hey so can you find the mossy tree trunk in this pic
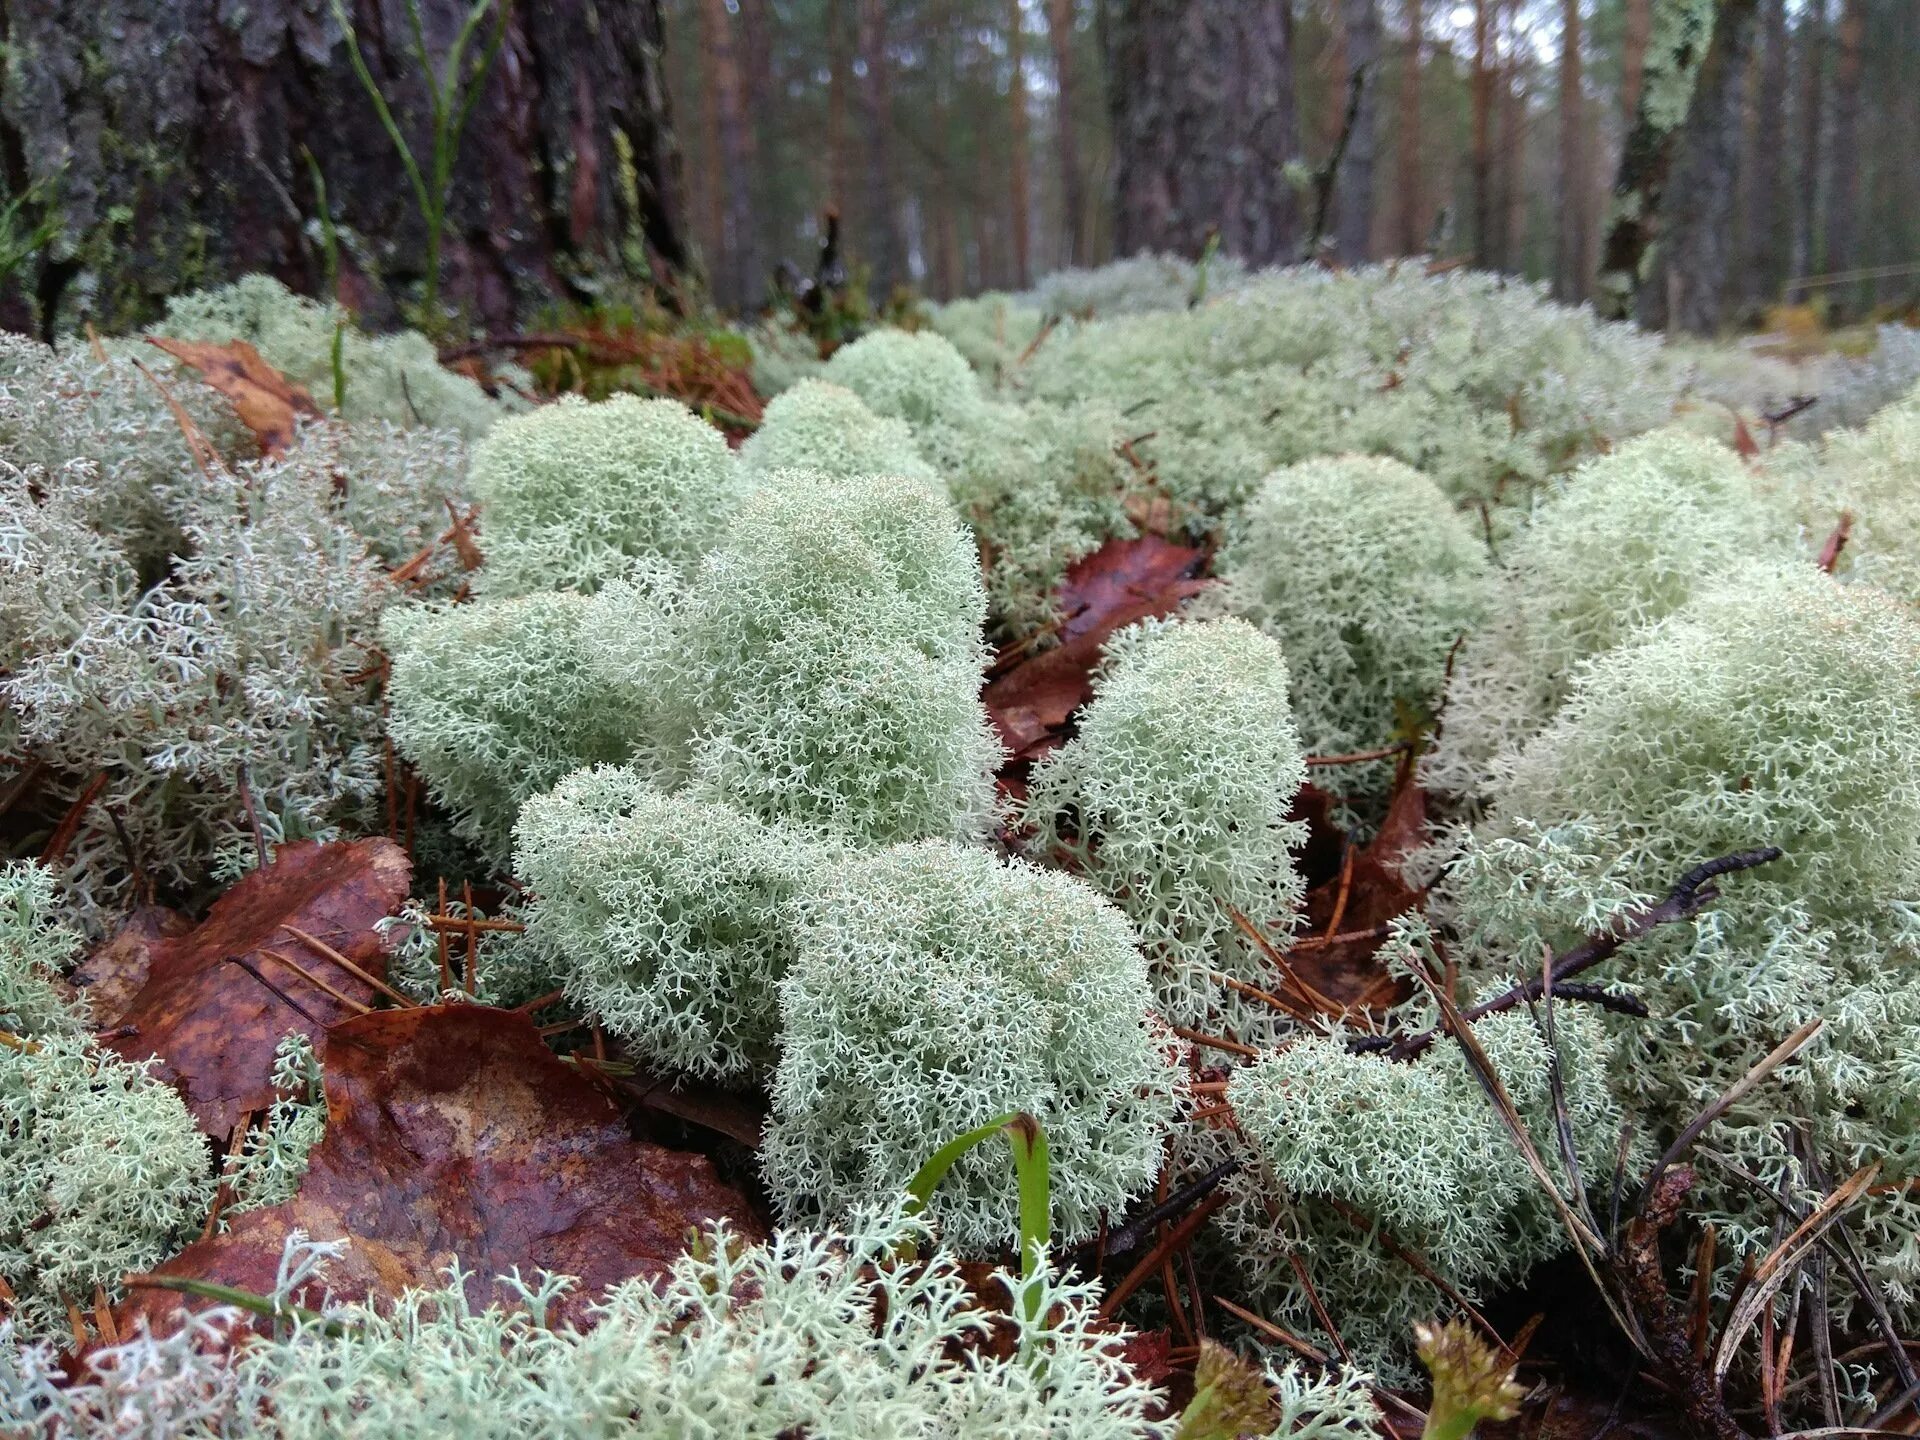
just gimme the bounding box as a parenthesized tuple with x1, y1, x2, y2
(0, 0, 687, 337)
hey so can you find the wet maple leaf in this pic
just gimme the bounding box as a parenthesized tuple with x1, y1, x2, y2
(984, 535, 1209, 756)
(146, 336, 322, 457)
(118, 1004, 766, 1336)
(91, 839, 411, 1137)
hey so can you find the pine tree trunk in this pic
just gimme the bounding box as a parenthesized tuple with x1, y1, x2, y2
(701, 0, 759, 309)
(1109, 0, 1298, 265)
(1395, 0, 1427, 256)
(1622, 0, 1652, 119)
(1788, 0, 1826, 302)
(1009, 0, 1033, 290)
(1637, 0, 1764, 333)
(1555, 0, 1587, 299)
(1335, 0, 1380, 264)
(1823, 0, 1864, 316)
(0, 0, 685, 335)
(1471, 0, 1497, 266)
(827, 0, 851, 218)
(855, 0, 905, 294)
(1047, 0, 1088, 267)
(1746, 0, 1788, 303)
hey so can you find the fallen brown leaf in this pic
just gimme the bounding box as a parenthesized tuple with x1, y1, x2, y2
(118, 1004, 766, 1336)
(1292, 764, 1429, 1010)
(94, 839, 411, 1137)
(70, 906, 192, 1028)
(984, 535, 1209, 755)
(147, 337, 322, 457)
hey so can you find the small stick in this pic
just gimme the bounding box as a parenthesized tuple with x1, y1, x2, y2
(1323, 843, 1356, 943)
(42, 771, 109, 865)
(235, 764, 269, 871)
(1096, 1193, 1229, 1319)
(1816, 511, 1854, 574)
(514, 987, 569, 1015)
(257, 948, 372, 1015)
(281, 925, 416, 1009)
(1170, 1025, 1259, 1060)
(1304, 742, 1411, 768)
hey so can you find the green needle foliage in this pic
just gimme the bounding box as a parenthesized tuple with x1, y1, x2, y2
(329, 0, 511, 335)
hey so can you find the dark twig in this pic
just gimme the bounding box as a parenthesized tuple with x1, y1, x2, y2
(41, 771, 109, 865)
(1614, 1168, 1754, 1440)
(1073, 1160, 1242, 1264)
(1382, 847, 1783, 1061)
(1300, 63, 1370, 261)
(1762, 395, 1819, 430)
(1096, 1193, 1228, 1318)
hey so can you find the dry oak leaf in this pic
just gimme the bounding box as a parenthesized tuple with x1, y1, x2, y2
(119, 1004, 767, 1337)
(146, 336, 322, 457)
(94, 838, 411, 1137)
(984, 534, 1209, 756)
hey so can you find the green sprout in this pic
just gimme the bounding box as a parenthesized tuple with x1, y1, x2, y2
(905, 1111, 1052, 1306)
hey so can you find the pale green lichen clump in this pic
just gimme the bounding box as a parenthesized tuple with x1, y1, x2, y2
(1426, 427, 1796, 800)
(470, 394, 748, 596)
(382, 587, 669, 860)
(1215, 455, 1489, 797)
(1446, 561, 1920, 1310)
(821, 327, 985, 429)
(1025, 618, 1307, 1037)
(1220, 1005, 1624, 1378)
(5, 1214, 1386, 1438)
(516, 766, 826, 1082)
(155, 274, 524, 439)
(0, 865, 212, 1339)
(765, 841, 1182, 1254)
(672, 469, 1001, 846)
(739, 378, 936, 483)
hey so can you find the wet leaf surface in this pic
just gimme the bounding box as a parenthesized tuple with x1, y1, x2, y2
(984, 535, 1209, 756)
(1292, 767, 1430, 1010)
(146, 337, 323, 457)
(93, 839, 411, 1137)
(69, 906, 192, 1028)
(119, 1004, 767, 1336)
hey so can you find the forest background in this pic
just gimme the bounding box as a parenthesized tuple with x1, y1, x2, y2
(665, 0, 1920, 332)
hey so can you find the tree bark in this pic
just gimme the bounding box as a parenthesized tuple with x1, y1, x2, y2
(1047, 0, 1088, 267)
(1009, 0, 1033, 289)
(1745, 0, 1788, 302)
(1496, 0, 1526, 271)
(1334, 0, 1380, 264)
(827, 0, 851, 218)
(1471, 0, 1497, 266)
(0, 0, 685, 335)
(1395, 0, 1426, 256)
(1555, 0, 1587, 299)
(1109, 0, 1298, 265)
(1622, 0, 1652, 120)
(1822, 0, 1864, 315)
(1594, 0, 1719, 319)
(1637, 0, 1764, 333)
(700, 0, 759, 309)
(855, 0, 906, 295)
(1788, 0, 1825, 302)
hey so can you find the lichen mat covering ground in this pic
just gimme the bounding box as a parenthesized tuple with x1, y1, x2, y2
(4, 264, 1920, 1436)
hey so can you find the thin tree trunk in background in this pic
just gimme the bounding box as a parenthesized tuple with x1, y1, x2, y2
(1555, 0, 1586, 299)
(1595, 0, 1718, 318)
(697, 0, 727, 283)
(1622, 0, 1651, 120)
(737, 0, 777, 286)
(1497, 0, 1526, 271)
(701, 0, 759, 309)
(1009, 0, 1033, 289)
(1731, 4, 1763, 307)
(1335, 0, 1380, 264)
(1048, 0, 1088, 266)
(1823, 0, 1864, 316)
(1395, 0, 1426, 256)
(1110, 0, 1298, 264)
(828, 0, 851, 218)
(1471, 0, 1496, 266)
(856, 0, 906, 294)
(975, 142, 1002, 289)
(1788, 0, 1825, 302)
(1639, 0, 1764, 333)
(1746, 0, 1788, 304)
(928, 0, 961, 301)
